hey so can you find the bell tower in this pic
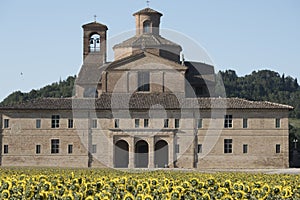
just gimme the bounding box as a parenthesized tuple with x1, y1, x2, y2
(82, 19, 108, 64)
(133, 8, 163, 36)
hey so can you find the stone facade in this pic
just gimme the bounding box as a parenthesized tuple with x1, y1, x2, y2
(0, 7, 293, 169)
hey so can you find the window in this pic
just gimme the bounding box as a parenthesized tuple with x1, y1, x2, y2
(135, 119, 140, 128)
(197, 119, 203, 129)
(143, 20, 151, 33)
(51, 139, 59, 154)
(138, 71, 150, 92)
(36, 119, 41, 129)
(276, 144, 281, 153)
(243, 118, 248, 128)
(224, 139, 233, 154)
(243, 144, 248, 154)
(224, 115, 233, 128)
(114, 119, 119, 128)
(36, 145, 41, 154)
(276, 118, 281, 128)
(197, 144, 202, 153)
(4, 119, 9, 128)
(163, 119, 169, 128)
(3, 145, 8, 154)
(92, 119, 97, 128)
(68, 119, 74, 129)
(175, 144, 180, 153)
(175, 119, 180, 128)
(68, 144, 73, 154)
(92, 144, 97, 154)
(144, 119, 149, 128)
(51, 115, 60, 128)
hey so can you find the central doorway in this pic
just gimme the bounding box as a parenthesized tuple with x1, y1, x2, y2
(135, 140, 149, 168)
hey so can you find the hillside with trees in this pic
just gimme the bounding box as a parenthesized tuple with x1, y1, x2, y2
(0, 76, 76, 106)
(216, 69, 300, 119)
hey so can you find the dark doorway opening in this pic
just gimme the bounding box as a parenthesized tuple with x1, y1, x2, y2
(135, 140, 149, 168)
(115, 140, 129, 168)
(154, 140, 169, 168)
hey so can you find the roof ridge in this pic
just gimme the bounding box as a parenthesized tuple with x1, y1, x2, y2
(263, 100, 294, 109)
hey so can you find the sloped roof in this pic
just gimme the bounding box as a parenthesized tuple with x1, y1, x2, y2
(0, 94, 293, 111)
(133, 8, 163, 16)
(76, 53, 110, 85)
(106, 51, 187, 71)
(82, 22, 108, 30)
(113, 34, 182, 51)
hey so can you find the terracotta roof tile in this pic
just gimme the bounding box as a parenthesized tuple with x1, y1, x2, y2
(0, 94, 293, 111)
(133, 8, 163, 16)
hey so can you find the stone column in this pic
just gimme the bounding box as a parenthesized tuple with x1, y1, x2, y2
(148, 136, 155, 168)
(128, 137, 135, 168)
(107, 134, 114, 168)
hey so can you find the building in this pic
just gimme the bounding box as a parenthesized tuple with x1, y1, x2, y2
(0, 8, 293, 169)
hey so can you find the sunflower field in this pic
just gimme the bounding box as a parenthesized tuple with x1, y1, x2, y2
(0, 168, 300, 200)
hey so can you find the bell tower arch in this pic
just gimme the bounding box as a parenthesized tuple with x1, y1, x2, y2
(82, 20, 108, 64)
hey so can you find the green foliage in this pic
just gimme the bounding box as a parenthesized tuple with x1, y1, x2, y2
(0, 76, 76, 106)
(217, 69, 300, 119)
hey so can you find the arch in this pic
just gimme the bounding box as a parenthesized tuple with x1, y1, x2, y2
(143, 20, 151, 33)
(114, 140, 129, 168)
(135, 140, 149, 168)
(154, 140, 169, 168)
(89, 33, 100, 52)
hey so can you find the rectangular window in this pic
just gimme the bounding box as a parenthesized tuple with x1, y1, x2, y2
(135, 119, 140, 128)
(243, 144, 248, 154)
(138, 71, 150, 92)
(68, 144, 73, 154)
(92, 144, 97, 154)
(276, 118, 281, 128)
(114, 119, 119, 128)
(224, 115, 233, 128)
(36, 119, 41, 129)
(197, 119, 203, 128)
(68, 119, 74, 128)
(175, 144, 180, 153)
(36, 145, 41, 154)
(164, 119, 169, 128)
(51, 115, 60, 128)
(4, 145, 8, 154)
(144, 119, 149, 128)
(92, 119, 97, 128)
(243, 118, 248, 128)
(175, 119, 180, 128)
(224, 139, 233, 153)
(51, 139, 59, 154)
(276, 144, 281, 153)
(4, 119, 9, 128)
(197, 144, 202, 153)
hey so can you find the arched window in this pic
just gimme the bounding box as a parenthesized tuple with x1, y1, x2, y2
(89, 34, 100, 52)
(143, 21, 151, 33)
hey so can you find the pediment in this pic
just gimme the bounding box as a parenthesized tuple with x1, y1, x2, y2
(106, 52, 187, 72)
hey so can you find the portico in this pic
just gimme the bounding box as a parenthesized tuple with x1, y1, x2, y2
(112, 130, 175, 168)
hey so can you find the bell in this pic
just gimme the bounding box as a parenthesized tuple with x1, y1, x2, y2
(96, 38, 100, 43)
(90, 39, 94, 44)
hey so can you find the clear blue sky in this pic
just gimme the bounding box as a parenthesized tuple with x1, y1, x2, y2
(0, 0, 299, 101)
